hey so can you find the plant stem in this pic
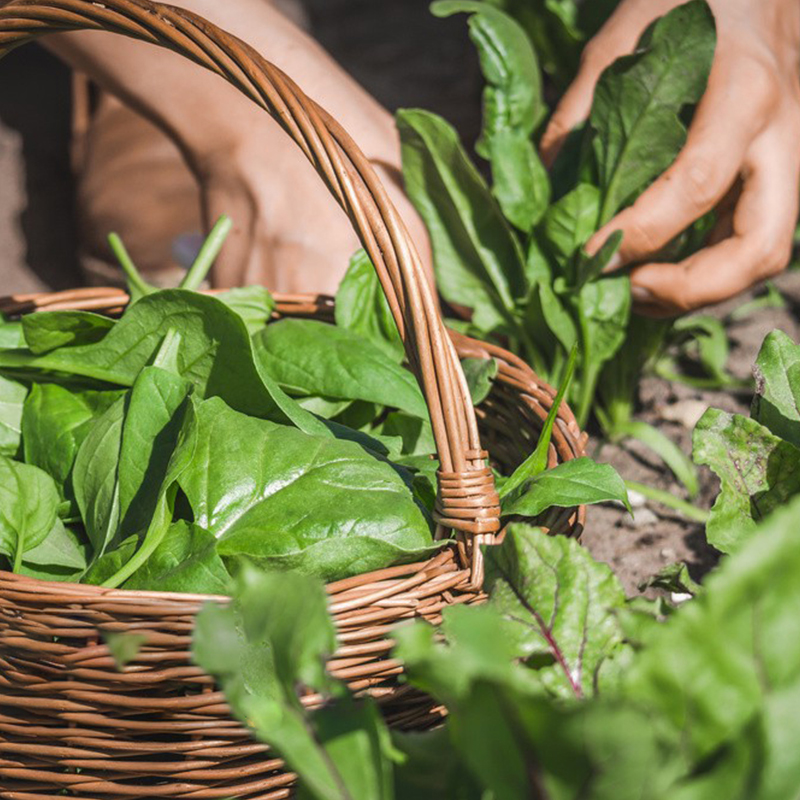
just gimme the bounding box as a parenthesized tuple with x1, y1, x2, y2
(625, 479, 709, 524)
(109, 233, 153, 298)
(520, 327, 547, 378)
(12, 542, 23, 573)
(576, 363, 598, 429)
(180, 215, 233, 291)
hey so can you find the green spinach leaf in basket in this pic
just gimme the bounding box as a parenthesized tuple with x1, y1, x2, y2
(0, 373, 26, 457)
(0, 455, 63, 572)
(22, 310, 115, 354)
(72, 366, 193, 558)
(215, 285, 276, 335)
(0, 317, 24, 348)
(0, 290, 325, 435)
(335, 249, 405, 362)
(254, 318, 429, 419)
(17, 519, 89, 581)
(22, 384, 123, 509)
(122, 521, 230, 595)
(177, 397, 437, 582)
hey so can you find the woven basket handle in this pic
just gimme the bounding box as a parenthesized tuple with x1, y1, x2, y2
(0, 0, 500, 585)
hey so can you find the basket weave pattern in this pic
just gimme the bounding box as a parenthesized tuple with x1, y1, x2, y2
(0, 1, 587, 796)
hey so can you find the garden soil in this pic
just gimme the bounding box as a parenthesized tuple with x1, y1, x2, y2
(1, 0, 797, 595)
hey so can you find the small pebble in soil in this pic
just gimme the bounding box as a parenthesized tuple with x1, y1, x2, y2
(625, 507, 659, 527)
(658, 398, 710, 429)
(627, 489, 647, 508)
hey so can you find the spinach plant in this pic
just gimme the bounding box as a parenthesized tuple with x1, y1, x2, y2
(194, 498, 800, 799)
(0, 221, 627, 592)
(694, 329, 800, 554)
(398, 0, 723, 496)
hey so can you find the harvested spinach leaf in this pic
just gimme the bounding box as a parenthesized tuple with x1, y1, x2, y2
(215, 285, 276, 334)
(177, 397, 435, 581)
(254, 318, 428, 419)
(123, 521, 230, 595)
(22, 311, 115, 354)
(0, 455, 62, 571)
(379, 412, 436, 457)
(335, 249, 404, 361)
(0, 291, 324, 434)
(0, 374, 26, 457)
(22, 384, 122, 508)
(460, 357, 498, 406)
(501, 456, 630, 518)
(72, 366, 193, 557)
(20, 519, 88, 575)
(0, 317, 24, 348)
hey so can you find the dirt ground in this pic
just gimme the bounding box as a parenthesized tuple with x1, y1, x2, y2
(1, 0, 797, 595)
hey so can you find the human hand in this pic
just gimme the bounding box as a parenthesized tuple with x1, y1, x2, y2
(48, 0, 430, 295)
(540, 0, 800, 316)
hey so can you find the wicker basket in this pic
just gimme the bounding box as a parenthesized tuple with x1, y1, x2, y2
(0, 2, 588, 797)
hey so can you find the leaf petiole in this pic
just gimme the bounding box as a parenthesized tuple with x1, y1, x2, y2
(109, 232, 156, 300)
(624, 479, 709, 524)
(179, 215, 233, 291)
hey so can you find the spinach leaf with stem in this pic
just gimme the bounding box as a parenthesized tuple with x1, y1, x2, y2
(72, 365, 193, 561)
(109, 231, 155, 303)
(573, 275, 631, 428)
(0, 290, 326, 434)
(193, 565, 397, 800)
(110, 214, 233, 302)
(500, 456, 630, 518)
(397, 108, 527, 335)
(121, 521, 230, 594)
(0, 455, 62, 572)
(177, 397, 436, 582)
(498, 343, 576, 499)
(0, 374, 26, 457)
(335, 249, 404, 362)
(589, 0, 716, 224)
(433, 1, 550, 231)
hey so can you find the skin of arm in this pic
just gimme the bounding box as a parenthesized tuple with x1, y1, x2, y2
(44, 0, 431, 294)
(541, 0, 800, 316)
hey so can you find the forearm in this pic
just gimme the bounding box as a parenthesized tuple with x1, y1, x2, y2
(42, 0, 399, 174)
